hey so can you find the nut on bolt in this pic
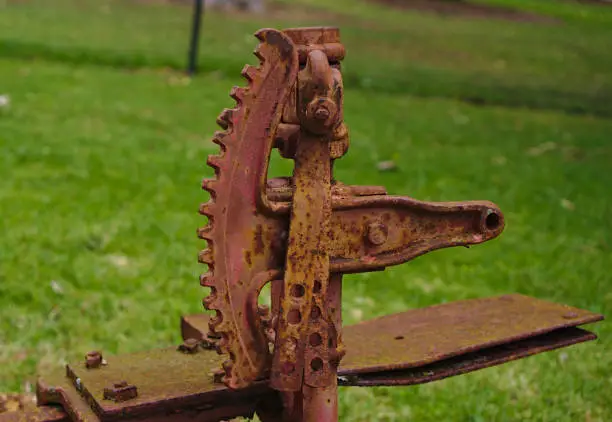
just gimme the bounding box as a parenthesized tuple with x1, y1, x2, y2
(103, 381, 138, 403)
(85, 351, 104, 369)
(178, 338, 201, 354)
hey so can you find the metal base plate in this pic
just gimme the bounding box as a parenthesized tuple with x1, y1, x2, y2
(34, 294, 601, 421)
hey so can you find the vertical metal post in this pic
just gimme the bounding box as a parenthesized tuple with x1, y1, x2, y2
(187, 0, 204, 75)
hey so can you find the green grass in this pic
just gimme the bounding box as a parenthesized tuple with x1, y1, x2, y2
(0, 0, 610, 420)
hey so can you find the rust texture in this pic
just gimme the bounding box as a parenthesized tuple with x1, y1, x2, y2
(20, 25, 602, 422)
(198, 25, 506, 399)
(32, 295, 601, 421)
(36, 350, 276, 422)
(102, 382, 137, 403)
(85, 352, 103, 369)
(181, 294, 602, 386)
(196, 26, 509, 420)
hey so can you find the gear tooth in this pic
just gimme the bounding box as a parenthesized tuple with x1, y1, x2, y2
(212, 131, 229, 149)
(216, 336, 230, 355)
(197, 225, 214, 241)
(230, 86, 246, 104)
(200, 272, 215, 287)
(198, 248, 214, 265)
(254, 28, 270, 42)
(208, 310, 223, 330)
(203, 293, 218, 310)
(241, 64, 258, 82)
(216, 108, 233, 130)
(216, 319, 232, 332)
(253, 44, 265, 62)
(199, 201, 215, 218)
(206, 154, 223, 171)
(201, 178, 218, 194)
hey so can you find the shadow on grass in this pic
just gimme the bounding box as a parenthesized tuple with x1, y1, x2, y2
(3, 38, 611, 118)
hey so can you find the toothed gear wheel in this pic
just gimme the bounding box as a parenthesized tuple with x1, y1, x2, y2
(198, 29, 299, 389)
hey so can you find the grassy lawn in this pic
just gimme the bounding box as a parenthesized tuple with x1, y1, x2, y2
(0, 0, 610, 420)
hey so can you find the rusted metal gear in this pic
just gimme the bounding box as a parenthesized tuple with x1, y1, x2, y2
(198, 28, 300, 389)
(199, 27, 506, 393)
(3, 25, 601, 422)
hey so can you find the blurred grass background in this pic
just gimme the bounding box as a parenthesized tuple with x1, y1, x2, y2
(0, 0, 610, 420)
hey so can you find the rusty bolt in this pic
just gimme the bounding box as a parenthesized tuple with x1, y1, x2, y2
(85, 351, 103, 369)
(178, 338, 200, 354)
(304, 97, 338, 134)
(209, 369, 224, 384)
(366, 222, 388, 246)
(314, 107, 330, 121)
(103, 381, 137, 403)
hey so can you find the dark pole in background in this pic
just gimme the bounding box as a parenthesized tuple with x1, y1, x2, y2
(187, 0, 204, 75)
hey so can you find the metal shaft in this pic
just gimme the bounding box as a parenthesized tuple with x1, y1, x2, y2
(187, 0, 203, 75)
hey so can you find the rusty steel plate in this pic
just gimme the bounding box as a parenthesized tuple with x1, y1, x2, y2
(339, 294, 602, 375)
(41, 348, 274, 422)
(338, 326, 595, 386)
(183, 293, 602, 383)
(36, 294, 600, 421)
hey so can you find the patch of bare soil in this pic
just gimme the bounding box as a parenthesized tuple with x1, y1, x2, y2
(366, 0, 558, 23)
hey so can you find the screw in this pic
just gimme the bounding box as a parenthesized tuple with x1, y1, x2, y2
(75, 378, 82, 392)
(366, 222, 388, 246)
(563, 312, 579, 319)
(85, 351, 103, 369)
(178, 338, 200, 354)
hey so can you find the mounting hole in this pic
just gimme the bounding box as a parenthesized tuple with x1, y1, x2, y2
(282, 361, 295, 375)
(310, 358, 323, 372)
(394, 335, 404, 340)
(313, 280, 322, 294)
(485, 212, 501, 230)
(310, 306, 321, 320)
(287, 309, 302, 324)
(309, 333, 323, 347)
(290, 284, 306, 298)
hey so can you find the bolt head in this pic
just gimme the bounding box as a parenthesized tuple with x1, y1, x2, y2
(314, 107, 330, 120)
(366, 222, 388, 246)
(178, 338, 200, 354)
(85, 351, 103, 369)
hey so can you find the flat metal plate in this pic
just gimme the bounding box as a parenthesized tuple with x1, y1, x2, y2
(62, 348, 271, 421)
(183, 294, 602, 379)
(339, 326, 596, 386)
(38, 294, 601, 420)
(340, 294, 602, 375)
